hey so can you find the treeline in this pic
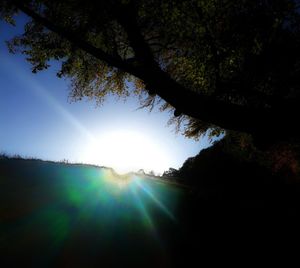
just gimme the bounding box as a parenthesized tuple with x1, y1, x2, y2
(162, 133, 300, 206)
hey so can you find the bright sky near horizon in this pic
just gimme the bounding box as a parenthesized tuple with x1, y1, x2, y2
(0, 16, 213, 174)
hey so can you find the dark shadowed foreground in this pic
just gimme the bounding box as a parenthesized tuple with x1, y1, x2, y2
(1, 158, 299, 267)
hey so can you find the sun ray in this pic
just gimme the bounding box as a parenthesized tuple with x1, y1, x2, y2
(134, 177, 176, 222)
(2, 54, 170, 174)
(2, 54, 97, 145)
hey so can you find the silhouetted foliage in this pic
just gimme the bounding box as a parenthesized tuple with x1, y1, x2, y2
(137, 168, 145, 175)
(175, 132, 300, 205)
(162, 168, 179, 178)
(268, 143, 300, 181)
(0, 153, 9, 160)
(1, 0, 300, 145)
(148, 170, 155, 176)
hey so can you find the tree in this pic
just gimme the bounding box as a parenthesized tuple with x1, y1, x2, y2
(148, 170, 155, 176)
(1, 0, 300, 145)
(137, 169, 145, 175)
(162, 168, 179, 178)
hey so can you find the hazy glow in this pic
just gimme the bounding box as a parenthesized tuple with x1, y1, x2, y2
(2, 55, 170, 174)
(103, 169, 133, 189)
(82, 130, 170, 174)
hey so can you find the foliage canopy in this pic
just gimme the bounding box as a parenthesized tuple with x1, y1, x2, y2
(1, 0, 300, 143)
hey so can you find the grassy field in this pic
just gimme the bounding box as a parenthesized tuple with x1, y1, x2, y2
(1, 157, 299, 267)
(0, 158, 189, 267)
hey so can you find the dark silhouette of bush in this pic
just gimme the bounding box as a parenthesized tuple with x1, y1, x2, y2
(162, 168, 179, 178)
(175, 133, 300, 207)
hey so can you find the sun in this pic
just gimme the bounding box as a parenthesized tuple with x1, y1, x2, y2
(82, 130, 169, 174)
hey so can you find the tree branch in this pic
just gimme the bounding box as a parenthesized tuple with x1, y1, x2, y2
(116, 3, 299, 141)
(13, 0, 139, 76)
(12, 0, 299, 142)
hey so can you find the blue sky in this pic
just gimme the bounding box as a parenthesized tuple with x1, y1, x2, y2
(0, 15, 213, 174)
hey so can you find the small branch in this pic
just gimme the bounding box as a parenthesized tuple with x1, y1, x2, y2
(13, 0, 138, 76)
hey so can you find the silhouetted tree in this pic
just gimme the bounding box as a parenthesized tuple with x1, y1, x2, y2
(1, 0, 300, 145)
(137, 169, 145, 175)
(163, 168, 179, 178)
(176, 132, 300, 205)
(148, 170, 155, 176)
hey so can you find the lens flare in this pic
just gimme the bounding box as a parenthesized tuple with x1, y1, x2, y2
(103, 168, 133, 189)
(1, 160, 182, 265)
